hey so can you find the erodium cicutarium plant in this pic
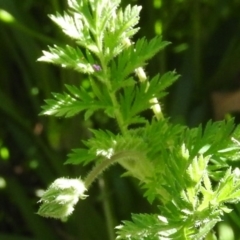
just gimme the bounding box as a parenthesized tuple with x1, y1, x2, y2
(37, 0, 240, 239)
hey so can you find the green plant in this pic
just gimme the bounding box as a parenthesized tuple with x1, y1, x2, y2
(37, 0, 240, 239)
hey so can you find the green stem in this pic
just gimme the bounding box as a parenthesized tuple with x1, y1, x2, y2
(99, 55, 128, 135)
(0, 14, 57, 44)
(98, 177, 115, 240)
(108, 88, 128, 134)
(93, 23, 128, 134)
(84, 151, 142, 189)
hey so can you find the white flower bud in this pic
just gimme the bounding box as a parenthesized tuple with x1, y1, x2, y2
(37, 177, 87, 220)
(135, 67, 147, 82)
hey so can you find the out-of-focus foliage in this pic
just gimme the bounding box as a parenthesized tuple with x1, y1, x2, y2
(0, 0, 240, 239)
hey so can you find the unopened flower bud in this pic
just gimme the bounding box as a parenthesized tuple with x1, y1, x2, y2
(37, 177, 87, 220)
(92, 64, 102, 72)
(135, 67, 147, 82)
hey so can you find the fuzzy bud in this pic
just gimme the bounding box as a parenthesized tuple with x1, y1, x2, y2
(37, 177, 87, 220)
(135, 67, 147, 82)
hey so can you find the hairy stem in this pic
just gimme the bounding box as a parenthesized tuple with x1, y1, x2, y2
(108, 87, 128, 134)
(99, 56, 128, 135)
(84, 151, 142, 189)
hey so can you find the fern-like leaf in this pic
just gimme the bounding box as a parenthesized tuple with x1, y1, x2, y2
(41, 84, 112, 118)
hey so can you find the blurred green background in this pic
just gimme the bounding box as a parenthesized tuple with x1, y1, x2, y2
(1, 0, 240, 239)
